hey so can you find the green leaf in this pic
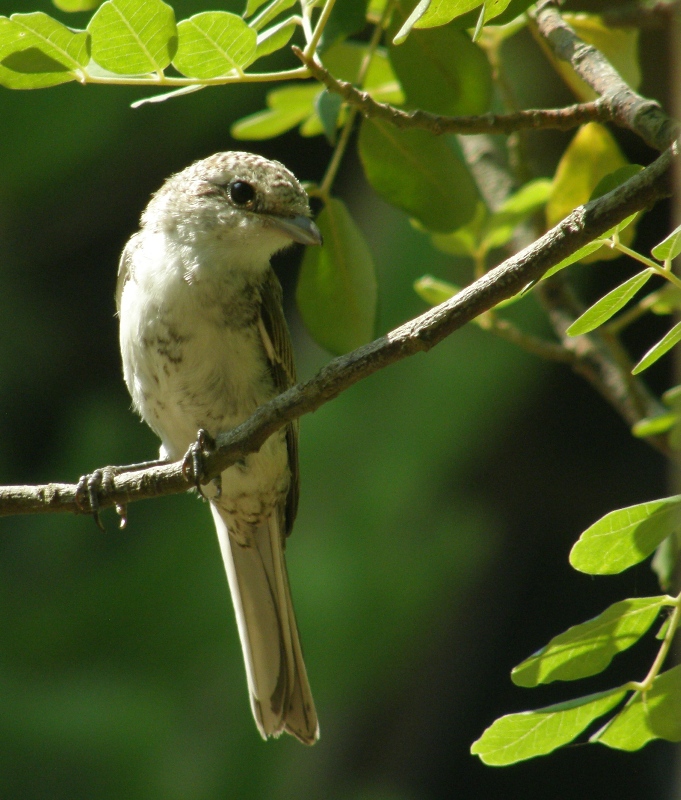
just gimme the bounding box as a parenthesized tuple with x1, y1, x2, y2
(570, 496, 681, 575)
(588, 164, 643, 239)
(245, 0, 270, 18)
(512, 597, 668, 687)
(429, 202, 487, 257)
(0, 12, 89, 89)
(173, 12, 256, 78)
(651, 284, 681, 315)
(248, 0, 297, 32)
(481, 178, 552, 251)
(320, 0, 368, 51)
(296, 198, 377, 355)
(632, 319, 681, 374)
(315, 90, 343, 145)
(471, 688, 627, 766)
(393, 0, 479, 43)
(88, 0, 176, 75)
(52, 0, 102, 11)
(546, 124, 633, 264)
(596, 665, 681, 750)
(389, 24, 492, 116)
(652, 223, 681, 262)
(652, 535, 681, 592)
(540, 241, 605, 280)
(358, 118, 479, 233)
(231, 83, 320, 139)
(414, 275, 459, 306)
(566, 270, 652, 337)
(632, 413, 678, 438)
(252, 18, 296, 62)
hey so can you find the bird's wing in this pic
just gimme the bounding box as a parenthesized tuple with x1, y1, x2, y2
(115, 233, 140, 313)
(258, 268, 299, 536)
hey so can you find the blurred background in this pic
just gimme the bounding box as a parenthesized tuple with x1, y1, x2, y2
(0, 0, 677, 797)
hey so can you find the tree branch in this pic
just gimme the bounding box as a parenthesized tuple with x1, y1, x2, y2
(602, 0, 680, 29)
(532, 0, 679, 151)
(0, 140, 676, 519)
(293, 46, 614, 136)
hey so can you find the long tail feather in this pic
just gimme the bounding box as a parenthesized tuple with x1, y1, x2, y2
(210, 505, 319, 744)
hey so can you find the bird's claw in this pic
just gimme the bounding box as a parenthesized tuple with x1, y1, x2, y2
(75, 467, 117, 531)
(182, 429, 221, 500)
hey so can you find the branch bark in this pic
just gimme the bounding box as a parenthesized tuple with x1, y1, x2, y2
(532, 0, 679, 151)
(0, 140, 676, 519)
(294, 47, 614, 136)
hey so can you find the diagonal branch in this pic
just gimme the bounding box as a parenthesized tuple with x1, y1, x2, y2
(293, 46, 615, 136)
(0, 139, 676, 520)
(532, 0, 679, 151)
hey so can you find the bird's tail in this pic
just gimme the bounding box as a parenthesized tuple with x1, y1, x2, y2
(210, 505, 318, 745)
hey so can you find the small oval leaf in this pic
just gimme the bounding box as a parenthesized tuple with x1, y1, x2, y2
(88, 0, 176, 75)
(173, 12, 256, 78)
(570, 496, 681, 574)
(471, 688, 627, 766)
(512, 597, 669, 687)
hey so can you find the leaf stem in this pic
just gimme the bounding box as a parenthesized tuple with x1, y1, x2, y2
(630, 592, 681, 692)
(304, 0, 338, 57)
(615, 242, 681, 290)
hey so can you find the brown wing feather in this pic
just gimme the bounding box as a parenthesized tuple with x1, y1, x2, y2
(259, 268, 299, 537)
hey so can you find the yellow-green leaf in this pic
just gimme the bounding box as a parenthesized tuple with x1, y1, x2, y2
(173, 12, 256, 78)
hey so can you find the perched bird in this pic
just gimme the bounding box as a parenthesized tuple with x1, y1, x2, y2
(116, 152, 322, 744)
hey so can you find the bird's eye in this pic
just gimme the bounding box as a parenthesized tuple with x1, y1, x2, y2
(229, 180, 255, 206)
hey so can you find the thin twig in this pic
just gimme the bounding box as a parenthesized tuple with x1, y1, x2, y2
(294, 47, 615, 136)
(0, 140, 675, 519)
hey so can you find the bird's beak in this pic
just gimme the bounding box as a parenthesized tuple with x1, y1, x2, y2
(268, 214, 323, 246)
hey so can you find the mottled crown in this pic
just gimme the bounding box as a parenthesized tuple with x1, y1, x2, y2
(141, 151, 312, 231)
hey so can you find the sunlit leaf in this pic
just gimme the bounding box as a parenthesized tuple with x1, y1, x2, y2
(512, 597, 668, 687)
(632, 413, 677, 438)
(231, 83, 320, 139)
(595, 666, 681, 750)
(540, 241, 605, 280)
(570, 496, 681, 574)
(389, 23, 492, 116)
(245, 0, 270, 17)
(248, 0, 296, 32)
(52, 0, 102, 10)
(88, 0, 176, 75)
(632, 320, 681, 374)
(359, 118, 479, 233)
(252, 18, 296, 61)
(296, 198, 377, 355)
(481, 178, 552, 251)
(173, 12, 256, 78)
(414, 275, 459, 305)
(566, 270, 651, 337)
(471, 688, 626, 766)
(393, 0, 478, 43)
(652, 223, 681, 262)
(0, 12, 89, 88)
(546, 124, 633, 263)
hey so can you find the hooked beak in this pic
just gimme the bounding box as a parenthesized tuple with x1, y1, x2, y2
(267, 214, 323, 246)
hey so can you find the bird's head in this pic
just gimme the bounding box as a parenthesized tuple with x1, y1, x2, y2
(142, 151, 322, 262)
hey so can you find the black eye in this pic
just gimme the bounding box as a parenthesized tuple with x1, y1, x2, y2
(229, 180, 255, 205)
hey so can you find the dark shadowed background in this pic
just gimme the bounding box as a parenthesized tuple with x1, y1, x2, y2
(0, 0, 676, 797)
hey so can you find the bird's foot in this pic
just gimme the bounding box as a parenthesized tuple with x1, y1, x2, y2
(75, 467, 119, 531)
(182, 429, 221, 500)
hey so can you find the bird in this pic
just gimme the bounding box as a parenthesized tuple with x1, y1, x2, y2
(116, 151, 322, 744)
